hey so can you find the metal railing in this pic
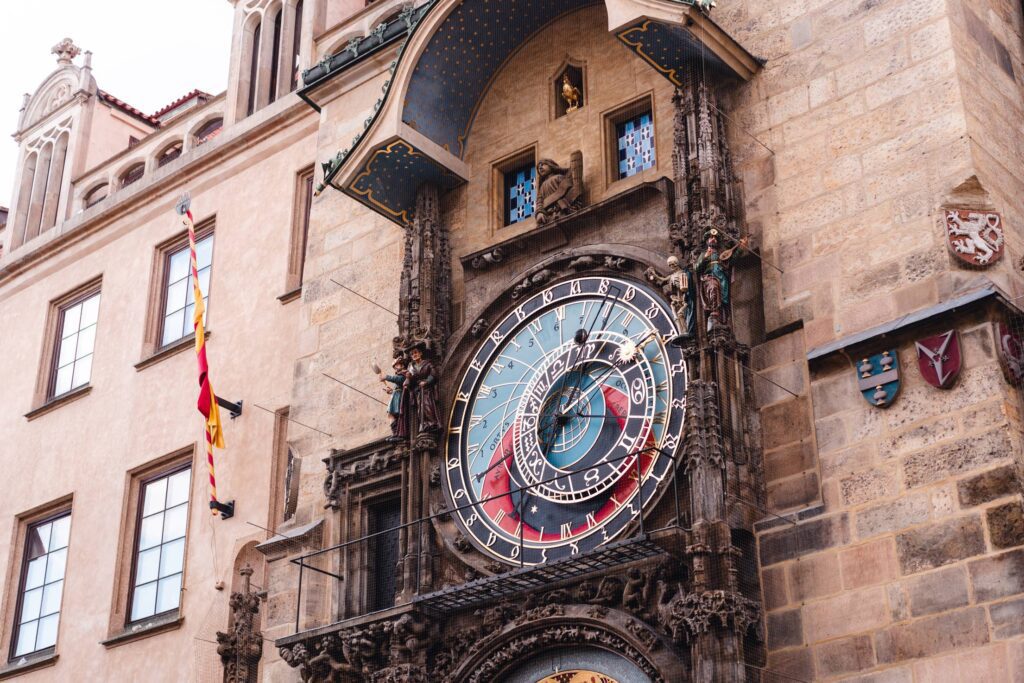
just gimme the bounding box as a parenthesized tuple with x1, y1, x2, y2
(289, 444, 689, 634)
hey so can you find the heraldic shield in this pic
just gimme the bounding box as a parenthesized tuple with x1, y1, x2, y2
(915, 330, 961, 389)
(857, 350, 900, 407)
(996, 322, 1024, 386)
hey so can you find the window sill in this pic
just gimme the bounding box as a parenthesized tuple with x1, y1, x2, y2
(101, 612, 183, 649)
(0, 652, 58, 680)
(24, 385, 92, 421)
(134, 331, 210, 372)
(277, 286, 302, 304)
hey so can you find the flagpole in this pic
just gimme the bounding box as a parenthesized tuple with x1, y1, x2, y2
(178, 193, 225, 516)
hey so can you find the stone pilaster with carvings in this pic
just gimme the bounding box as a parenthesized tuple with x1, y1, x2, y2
(216, 566, 267, 683)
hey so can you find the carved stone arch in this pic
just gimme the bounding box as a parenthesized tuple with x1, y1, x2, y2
(446, 605, 685, 683)
(21, 67, 90, 132)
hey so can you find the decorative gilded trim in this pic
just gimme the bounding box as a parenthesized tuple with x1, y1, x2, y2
(617, 21, 686, 87)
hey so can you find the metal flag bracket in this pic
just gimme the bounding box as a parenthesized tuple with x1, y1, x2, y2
(216, 396, 244, 419)
(210, 499, 236, 520)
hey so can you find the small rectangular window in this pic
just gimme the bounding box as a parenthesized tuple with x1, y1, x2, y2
(50, 291, 100, 398)
(129, 467, 191, 622)
(160, 234, 213, 347)
(616, 110, 655, 179)
(367, 499, 401, 612)
(11, 513, 71, 658)
(503, 163, 537, 226)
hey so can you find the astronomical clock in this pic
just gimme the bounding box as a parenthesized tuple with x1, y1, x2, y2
(444, 275, 687, 564)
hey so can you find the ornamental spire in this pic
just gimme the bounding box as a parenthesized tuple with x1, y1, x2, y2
(51, 38, 81, 65)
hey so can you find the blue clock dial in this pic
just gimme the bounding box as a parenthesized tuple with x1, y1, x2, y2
(445, 275, 687, 565)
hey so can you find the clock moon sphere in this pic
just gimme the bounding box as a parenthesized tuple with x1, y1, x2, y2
(445, 275, 687, 565)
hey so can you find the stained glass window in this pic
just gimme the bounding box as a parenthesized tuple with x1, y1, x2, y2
(13, 514, 71, 657)
(504, 163, 537, 226)
(616, 111, 655, 179)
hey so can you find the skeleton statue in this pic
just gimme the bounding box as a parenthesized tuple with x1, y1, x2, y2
(646, 256, 696, 342)
(534, 154, 584, 225)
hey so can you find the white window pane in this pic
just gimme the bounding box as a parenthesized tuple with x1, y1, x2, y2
(185, 276, 196, 305)
(135, 547, 160, 585)
(25, 557, 47, 590)
(159, 538, 185, 578)
(155, 574, 182, 614)
(143, 478, 168, 516)
(71, 355, 92, 389)
(44, 548, 67, 583)
(139, 513, 164, 551)
(53, 365, 73, 396)
(40, 581, 63, 617)
(165, 278, 188, 314)
(35, 613, 59, 650)
(196, 236, 214, 269)
(21, 587, 43, 622)
(131, 582, 157, 621)
(76, 325, 96, 359)
(166, 470, 191, 507)
(163, 504, 188, 542)
(57, 334, 77, 367)
(162, 310, 185, 346)
(168, 249, 190, 283)
(80, 294, 100, 327)
(49, 516, 70, 550)
(15, 621, 37, 656)
(61, 305, 81, 337)
(197, 267, 211, 298)
(184, 303, 198, 332)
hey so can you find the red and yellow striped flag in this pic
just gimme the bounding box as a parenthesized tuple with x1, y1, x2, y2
(182, 205, 225, 512)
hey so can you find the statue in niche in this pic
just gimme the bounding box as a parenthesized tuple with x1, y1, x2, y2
(694, 228, 747, 330)
(534, 153, 583, 225)
(646, 255, 696, 343)
(408, 342, 440, 433)
(377, 357, 411, 442)
(560, 72, 581, 112)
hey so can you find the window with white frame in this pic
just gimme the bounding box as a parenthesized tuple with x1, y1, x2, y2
(50, 291, 100, 398)
(160, 234, 212, 347)
(129, 466, 191, 621)
(12, 513, 71, 658)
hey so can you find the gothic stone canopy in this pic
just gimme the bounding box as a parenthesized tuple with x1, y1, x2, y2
(306, 0, 759, 227)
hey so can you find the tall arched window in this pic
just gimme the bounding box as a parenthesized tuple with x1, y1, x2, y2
(268, 8, 283, 104)
(291, 0, 304, 90)
(40, 133, 69, 231)
(246, 20, 262, 116)
(12, 152, 38, 249)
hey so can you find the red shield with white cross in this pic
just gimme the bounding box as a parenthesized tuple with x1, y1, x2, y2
(915, 330, 961, 389)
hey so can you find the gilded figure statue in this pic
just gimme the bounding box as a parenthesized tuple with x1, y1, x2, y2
(560, 72, 581, 112)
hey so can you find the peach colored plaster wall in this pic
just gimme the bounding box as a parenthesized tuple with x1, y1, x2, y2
(0, 104, 316, 681)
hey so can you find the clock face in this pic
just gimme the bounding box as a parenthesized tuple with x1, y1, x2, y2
(445, 275, 687, 565)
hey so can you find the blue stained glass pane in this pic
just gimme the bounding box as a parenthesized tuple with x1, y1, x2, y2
(503, 164, 537, 226)
(617, 111, 656, 179)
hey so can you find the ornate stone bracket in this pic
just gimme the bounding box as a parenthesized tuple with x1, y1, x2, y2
(278, 610, 433, 683)
(216, 566, 267, 683)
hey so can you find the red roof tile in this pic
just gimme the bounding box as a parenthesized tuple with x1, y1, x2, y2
(98, 90, 161, 127)
(151, 89, 213, 120)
